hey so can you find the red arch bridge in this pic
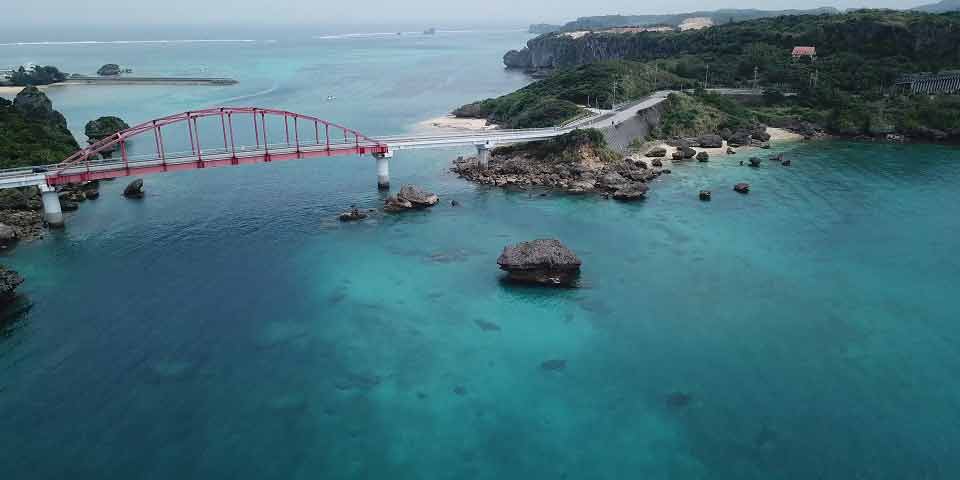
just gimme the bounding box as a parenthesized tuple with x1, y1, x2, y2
(0, 105, 611, 226)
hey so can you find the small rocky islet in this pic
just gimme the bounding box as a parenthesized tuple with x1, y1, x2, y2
(453, 132, 665, 202)
(497, 238, 582, 287)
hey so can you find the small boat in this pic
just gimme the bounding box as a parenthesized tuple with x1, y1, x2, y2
(326, 95, 336, 101)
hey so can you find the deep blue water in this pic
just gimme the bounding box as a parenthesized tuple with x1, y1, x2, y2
(3, 29, 960, 479)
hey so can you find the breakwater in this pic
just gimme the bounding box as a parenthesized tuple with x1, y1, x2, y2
(62, 76, 238, 86)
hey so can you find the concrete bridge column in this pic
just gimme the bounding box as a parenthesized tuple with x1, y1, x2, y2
(476, 142, 494, 169)
(39, 184, 64, 228)
(374, 151, 392, 190)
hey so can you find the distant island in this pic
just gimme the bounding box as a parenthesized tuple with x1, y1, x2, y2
(526, 7, 840, 34)
(0, 63, 237, 87)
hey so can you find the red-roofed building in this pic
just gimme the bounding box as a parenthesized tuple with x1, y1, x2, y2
(792, 46, 817, 61)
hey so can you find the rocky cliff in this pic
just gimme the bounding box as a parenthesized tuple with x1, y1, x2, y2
(505, 10, 960, 72)
(0, 87, 79, 168)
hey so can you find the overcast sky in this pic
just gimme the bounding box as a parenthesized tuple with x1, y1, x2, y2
(6, 0, 917, 26)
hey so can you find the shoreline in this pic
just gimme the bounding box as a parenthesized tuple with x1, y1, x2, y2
(642, 127, 804, 160)
(0, 77, 237, 96)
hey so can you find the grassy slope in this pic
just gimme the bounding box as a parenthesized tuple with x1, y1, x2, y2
(454, 60, 690, 128)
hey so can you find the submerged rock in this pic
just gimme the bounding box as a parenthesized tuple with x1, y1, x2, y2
(781, 159, 792, 166)
(748, 158, 762, 168)
(338, 207, 367, 222)
(734, 183, 750, 194)
(474, 319, 501, 332)
(497, 239, 581, 286)
(696, 151, 709, 162)
(727, 147, 737, 155)
(540, 359, 567, 371)
(699, 190, 712, 201)
(123, 179, 144, 198)
(666, 391, 692, 408)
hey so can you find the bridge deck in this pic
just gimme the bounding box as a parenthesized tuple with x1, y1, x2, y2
(0, 88, 729, 189)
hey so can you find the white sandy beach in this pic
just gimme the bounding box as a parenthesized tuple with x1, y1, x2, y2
(416, 115, 498, 133)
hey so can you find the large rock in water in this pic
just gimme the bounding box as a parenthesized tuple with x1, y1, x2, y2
(0, 266, 24, 303)
(397, 185, 439, 208)
(97, 64, 122, 76)
(496, 239, 582, 286)
(123, 179, 144, 198)
(85, 116, 130, 142)
(612, 183, 649, 201)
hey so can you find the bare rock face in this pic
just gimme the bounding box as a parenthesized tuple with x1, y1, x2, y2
(645, 147, 667, 158)
(680, 146, 697, 159)
(698, 134, 723, 148)
(496, 239, 581, 287)
(123, 179, 144, 198)
(696, 151, 710, 162)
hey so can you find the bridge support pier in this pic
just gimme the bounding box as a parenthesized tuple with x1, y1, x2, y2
(39, 184, 64, 228)
(374, 151, 393, 190)
(476, 142, 494, 169)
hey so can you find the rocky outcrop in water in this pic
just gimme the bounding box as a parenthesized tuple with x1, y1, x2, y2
(384, 185, 439, 212)
(85, 116, 130, 142)
(0, 266, 24, 303)
(97, 64, 122, 76)
(734, 183, 750, 193)
(123, 179, 144, 198)
(338, 207, 368, 222)
(452, 147, 666, 199)
(497, 239, 582, 286)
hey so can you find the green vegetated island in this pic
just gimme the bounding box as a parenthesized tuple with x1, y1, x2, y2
(456, 9, 960, 141)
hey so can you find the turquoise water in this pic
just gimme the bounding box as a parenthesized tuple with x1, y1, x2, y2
(3, 29, 960, 479)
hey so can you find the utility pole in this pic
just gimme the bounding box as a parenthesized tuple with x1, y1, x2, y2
(611, 77, 617, 110)
(753, 66, 760, 92)
(704, 65, 710, 90)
